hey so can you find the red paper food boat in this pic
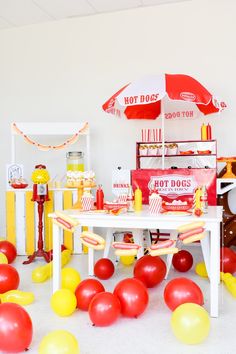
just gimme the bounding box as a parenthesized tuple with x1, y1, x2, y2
(162, 202, 192, 212)
(11, 183, 28, 189)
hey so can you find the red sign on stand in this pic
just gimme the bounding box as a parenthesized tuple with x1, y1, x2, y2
(131, 169, 216, 205)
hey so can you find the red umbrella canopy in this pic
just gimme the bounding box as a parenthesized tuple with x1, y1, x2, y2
(102, 74, 226, 120)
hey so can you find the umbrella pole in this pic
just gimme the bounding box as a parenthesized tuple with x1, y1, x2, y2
(161, 100, 165, 170)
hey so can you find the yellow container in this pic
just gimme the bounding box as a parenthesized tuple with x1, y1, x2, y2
(66, 152, 84, 172)
(134, 187, 142, 212)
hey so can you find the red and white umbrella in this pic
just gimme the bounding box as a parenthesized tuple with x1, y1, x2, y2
(102, 73, 225, 119)
(102, 73, 226, 167)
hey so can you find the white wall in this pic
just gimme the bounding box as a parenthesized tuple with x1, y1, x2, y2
(0, 0, 235, 234)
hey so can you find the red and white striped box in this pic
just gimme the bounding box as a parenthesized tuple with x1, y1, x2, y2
(81, 196, 94, 211)
(149, 196, 162, 215)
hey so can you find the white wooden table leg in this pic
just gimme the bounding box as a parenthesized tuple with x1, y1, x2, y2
(200, 231, 210, 278)
(209, 224, 220, 317)
(165, 231, 177, 279)
(53, 223, 62, 293)
(88, 247, 94, 276)
(103, 228, 114, 258)
(133, 229, 144, 258)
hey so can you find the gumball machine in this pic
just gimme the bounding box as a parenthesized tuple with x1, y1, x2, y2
(23, 164, 51, 264)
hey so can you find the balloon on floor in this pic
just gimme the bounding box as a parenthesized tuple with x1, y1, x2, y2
(0, 240, 17, 264)
(220, 247, 236, 274)
(94, 258, 115, 280)
(61, 267, 81, 292)
(0, 303, 33, 352)
(0, 264, 20, 294)
(50, 289, 77, 316)
(39, 330, 79, 354)
(114, 278, 149, 318)
(89, 292, 121, 326)
(120, 255, 135, 266)
(171, 303, 210, 344)
(172, 250, 193, 272)
(133, 255, 166, 288)
(0, 252, 8, 264)
(75, 278, 105, 311)
(164, 277, 204, 311)
(0, 290, 35, 305)
(195, 262, 208, 278)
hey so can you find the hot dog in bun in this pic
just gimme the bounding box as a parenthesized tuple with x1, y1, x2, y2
(112, 242, 140, 256)
(148, 240, 178, 256)
(80, 231, 105, 250)
(53, 211, 80, 232)
(178, 222, 206, 244)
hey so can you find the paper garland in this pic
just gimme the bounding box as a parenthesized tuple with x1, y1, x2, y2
(12, 122, 88, 151)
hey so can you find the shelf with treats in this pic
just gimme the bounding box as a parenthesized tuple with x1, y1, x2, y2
(136, 140, 217, 169)
(138, 154, 216, 158)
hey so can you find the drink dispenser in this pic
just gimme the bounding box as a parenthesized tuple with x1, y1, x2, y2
(66, 152, 84, 172)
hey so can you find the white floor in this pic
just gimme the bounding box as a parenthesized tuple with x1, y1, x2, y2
(3, 246, 236, 354)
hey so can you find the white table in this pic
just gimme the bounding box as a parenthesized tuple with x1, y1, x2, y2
(50, 205, 222, 317)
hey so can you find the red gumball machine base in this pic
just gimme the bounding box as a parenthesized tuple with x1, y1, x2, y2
(23, 200, 50, 265)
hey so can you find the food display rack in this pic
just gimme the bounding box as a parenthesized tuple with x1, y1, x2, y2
(136, 140, 217, 169)
(132, 140, 217, 205)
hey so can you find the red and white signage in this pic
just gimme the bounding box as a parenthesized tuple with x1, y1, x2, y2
(131, 169, 216, 205)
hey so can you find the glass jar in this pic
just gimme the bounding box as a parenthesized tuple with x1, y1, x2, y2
(66, 152, 84, 172)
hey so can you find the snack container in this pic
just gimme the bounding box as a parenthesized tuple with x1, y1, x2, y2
(167, 143, 178, 155)
(157, 144, 168, 156)
(81, 196, 94, 211)
(139, 144, 148, 156)
(148, 144, 158, 155)
(149, 194, 162, 215)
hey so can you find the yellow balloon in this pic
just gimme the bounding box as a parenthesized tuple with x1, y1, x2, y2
(195, 262, 208, 278)
(171, 303, 210, 344)
(61, 267, 81, 292)
(0, 252, 8, 264)
(0, 290, 35, 305)
(120, 255, 135, 266)
(32, 250, 71, 283)
(50, 289, 77, 317)
(38, 330, 79, 354)
(221, 272, 236, 298)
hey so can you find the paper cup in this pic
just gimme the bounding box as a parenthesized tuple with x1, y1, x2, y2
(149, 197, 162, 215)
(139, 144, 148, 156)
(148, 147, 158, 156)
(81, 196, 94, 211)
(167, 147, 178, 155)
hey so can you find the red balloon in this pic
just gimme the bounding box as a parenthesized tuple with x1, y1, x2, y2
(133, 255, 166, 288)
(220, 247, 236, 274)
(0, 264, 20, 294)
(113, 278, 149, 318)
(172, 250, 193, 272)
(75, 278, 105, 311)
(89, 292, 120, 326)
(0, 303, 33, 352)
(0, 240, 17, 264)
(47, 244, 67, 261)
(164, 277, 204, 311)
(94, 258, 115, 280)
